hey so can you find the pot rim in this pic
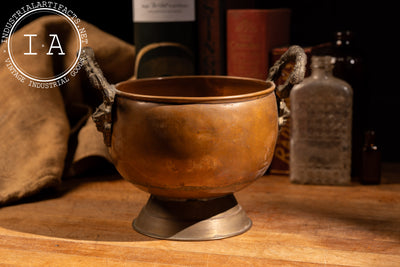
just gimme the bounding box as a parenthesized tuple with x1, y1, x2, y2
(115, 75, 275, 104)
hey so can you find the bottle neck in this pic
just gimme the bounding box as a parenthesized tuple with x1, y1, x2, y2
(364, 130, 378, 150)
(310, 56, 335, 78)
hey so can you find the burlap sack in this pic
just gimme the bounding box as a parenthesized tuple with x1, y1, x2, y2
(0, 15, 135, 205)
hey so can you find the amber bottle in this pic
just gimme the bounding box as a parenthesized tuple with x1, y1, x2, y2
(360, 130, 381, 184)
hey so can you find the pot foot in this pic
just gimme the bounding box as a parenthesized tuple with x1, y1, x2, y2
(132, 194, 252, 241)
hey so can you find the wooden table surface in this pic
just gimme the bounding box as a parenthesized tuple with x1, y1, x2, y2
(0, 164, 399, 266)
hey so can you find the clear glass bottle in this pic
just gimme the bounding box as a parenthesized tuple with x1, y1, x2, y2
(290, 56, 353, 185)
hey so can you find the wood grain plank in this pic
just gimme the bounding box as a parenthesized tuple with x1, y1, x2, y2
(0, 235, 332, 266)
(0, 170, 399, 266)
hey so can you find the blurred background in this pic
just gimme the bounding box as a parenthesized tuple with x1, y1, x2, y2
(1, 0, 398, 162)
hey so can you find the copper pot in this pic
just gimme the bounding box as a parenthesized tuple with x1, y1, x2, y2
(82, 46, 306, 240)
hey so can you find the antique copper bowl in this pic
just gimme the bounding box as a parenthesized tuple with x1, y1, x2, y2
(82, 46, 306, 240)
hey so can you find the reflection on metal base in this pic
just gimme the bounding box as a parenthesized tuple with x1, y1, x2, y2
(132, 194, 252, 241)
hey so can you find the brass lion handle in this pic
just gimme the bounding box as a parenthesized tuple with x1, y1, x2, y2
(266, 45, 307, 128)
(81, 46, 115, 147)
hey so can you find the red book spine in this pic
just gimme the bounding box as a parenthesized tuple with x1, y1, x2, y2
(226, 9, 291, 80)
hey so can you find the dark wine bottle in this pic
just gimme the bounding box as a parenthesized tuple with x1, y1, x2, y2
(133, 0, 196, 78)
(331, 30, 367, 179)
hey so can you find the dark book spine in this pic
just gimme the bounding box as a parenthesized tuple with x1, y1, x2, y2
(133, 0, 196, 78)
(196, 0, 226, 75)
(196, 0, 256, 75)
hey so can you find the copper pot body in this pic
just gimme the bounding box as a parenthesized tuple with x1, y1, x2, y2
(107, 76, 278, 199)
(81, 45, 306, 240)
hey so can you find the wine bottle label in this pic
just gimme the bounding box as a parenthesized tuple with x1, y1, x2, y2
(133, 0, 195, 22)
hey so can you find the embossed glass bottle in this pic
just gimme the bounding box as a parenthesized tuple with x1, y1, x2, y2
(290, 56, 353, 185)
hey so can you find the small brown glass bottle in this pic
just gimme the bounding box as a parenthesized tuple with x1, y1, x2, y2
(360, 130, 381, 184)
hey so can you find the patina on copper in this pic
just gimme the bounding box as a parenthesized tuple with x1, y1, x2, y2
(81, 46, 306, 240)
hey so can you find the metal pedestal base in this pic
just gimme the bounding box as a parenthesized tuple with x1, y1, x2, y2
(132, 194, 252, 241)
